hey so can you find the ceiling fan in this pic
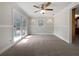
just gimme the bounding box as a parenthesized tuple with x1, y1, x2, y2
(33, 2, 53, 14)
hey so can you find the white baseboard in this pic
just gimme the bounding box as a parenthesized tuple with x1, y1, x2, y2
(30, 33, 53, 35)
(0, 34, 27, 55)
(0, 43, 14, 55)
(54, 33, 69, 43)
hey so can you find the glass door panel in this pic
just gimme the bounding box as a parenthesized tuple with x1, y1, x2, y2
(21, 18, 26, 37)
(13, 10, 22, 42)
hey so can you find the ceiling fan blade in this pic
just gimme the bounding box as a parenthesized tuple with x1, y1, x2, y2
(41, 4, 44, 9)
(45, 2, 51, 7)
(34, 10, 40, 13)
(33, 5, 40, 8)
(45, 9, 53, 11)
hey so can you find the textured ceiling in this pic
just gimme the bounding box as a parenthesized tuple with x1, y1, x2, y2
(16, 2, 71, 17)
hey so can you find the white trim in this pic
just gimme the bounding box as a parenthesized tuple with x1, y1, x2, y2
(30, 33, 53, 35)
(0, 43, 14, 55)
(0, 35, 27, 55)
(54, 33, 69, 43)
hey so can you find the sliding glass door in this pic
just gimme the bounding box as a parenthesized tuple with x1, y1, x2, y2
(12, 9, 26, 42)
(13, 11, 22, 42)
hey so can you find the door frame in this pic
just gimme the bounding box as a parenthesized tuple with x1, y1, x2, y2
(72, 8, 77, 43)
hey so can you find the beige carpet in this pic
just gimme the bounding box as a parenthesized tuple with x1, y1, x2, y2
(1, 35, 79, 56)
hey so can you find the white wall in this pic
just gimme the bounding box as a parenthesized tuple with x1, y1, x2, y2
(54, 2, 79, 43)
(29, 17, 54, 35)
(0, 5, 13, 54)
(0, 3, 30, 54)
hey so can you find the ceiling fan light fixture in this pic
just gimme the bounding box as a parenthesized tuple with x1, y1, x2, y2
(40, 10, 45, 14)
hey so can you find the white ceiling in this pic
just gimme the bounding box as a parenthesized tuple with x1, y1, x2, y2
(16, 2, 71, 17)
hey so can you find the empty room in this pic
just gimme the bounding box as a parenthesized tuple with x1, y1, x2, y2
(0, 2, 79, 56)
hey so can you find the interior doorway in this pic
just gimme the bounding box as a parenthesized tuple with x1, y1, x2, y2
(72, 5, 79, 45)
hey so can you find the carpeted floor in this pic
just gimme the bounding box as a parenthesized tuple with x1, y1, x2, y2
(75, 35, 79, 46)
(1, 35, 79, 56)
